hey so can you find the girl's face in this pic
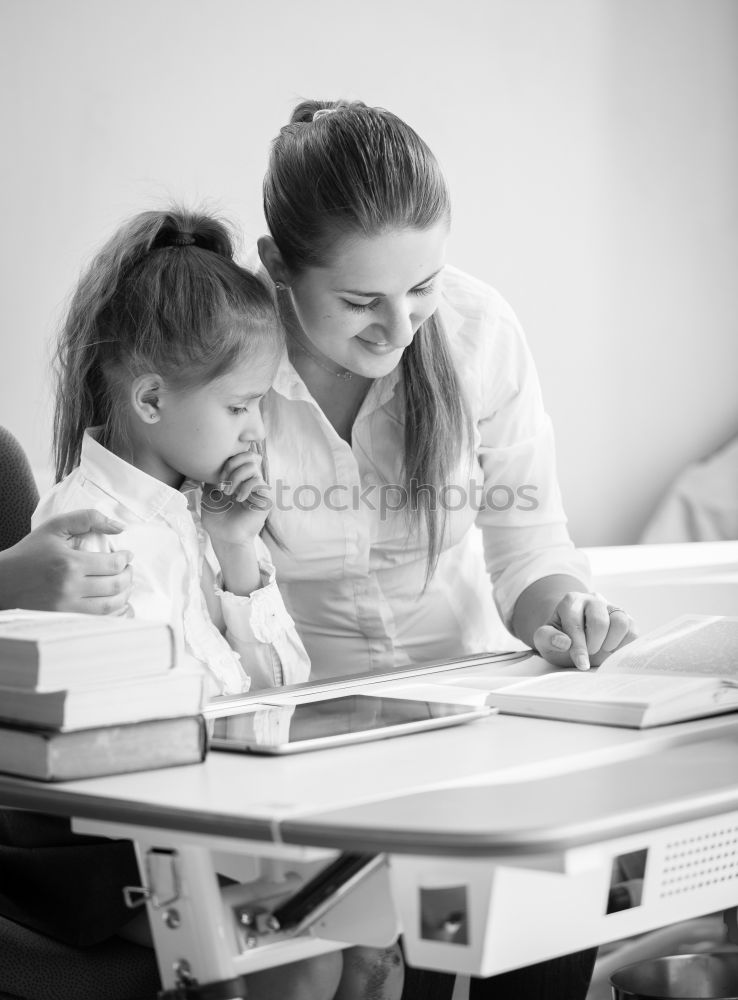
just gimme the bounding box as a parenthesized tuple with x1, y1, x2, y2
(151, 348, 280, 488)
(286, 223, 449, 379)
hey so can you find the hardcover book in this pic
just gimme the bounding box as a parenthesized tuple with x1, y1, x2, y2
(0, 670, 205, 730)
(0, 714, 207, 781)
(0, 609, 174, 690)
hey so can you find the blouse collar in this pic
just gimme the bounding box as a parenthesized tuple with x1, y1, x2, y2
(247, 248, 468, 419)
(79, 429, 190, 521)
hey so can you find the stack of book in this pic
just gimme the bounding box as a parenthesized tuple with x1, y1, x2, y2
(0, 610, 207, 781)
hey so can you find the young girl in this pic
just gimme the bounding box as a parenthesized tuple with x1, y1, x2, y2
(34, 208, 310, 697)
(30, 208, 336, 998)
(31, 207, 397, 1000)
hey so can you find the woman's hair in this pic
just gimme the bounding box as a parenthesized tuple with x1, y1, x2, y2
(264, 100, 473, 579)
(53, 208, 283, 482)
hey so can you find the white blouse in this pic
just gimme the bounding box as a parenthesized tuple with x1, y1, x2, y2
(260, 264, 591, 679)
(32, 431, 310, 697)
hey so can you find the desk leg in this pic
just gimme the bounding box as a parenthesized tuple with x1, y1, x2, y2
(132, 838, 247, 995)
(128, 837, 345, 999)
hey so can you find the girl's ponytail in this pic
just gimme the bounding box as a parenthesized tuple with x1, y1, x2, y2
(149, 212, 235, 257)
(53, 215, 165, 482)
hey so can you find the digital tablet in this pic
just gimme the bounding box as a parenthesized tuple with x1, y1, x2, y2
(208, 694, 494, 755)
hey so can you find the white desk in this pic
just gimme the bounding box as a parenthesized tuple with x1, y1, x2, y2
(0, 542, 735, 995)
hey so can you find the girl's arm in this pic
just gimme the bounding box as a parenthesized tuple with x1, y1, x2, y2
(199, 460, 311, 692)
(202, 535, 311, 692)
(212, 537, 262, 597)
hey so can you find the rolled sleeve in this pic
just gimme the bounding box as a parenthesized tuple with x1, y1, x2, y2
(472, 293, 591, 626)
(483, 524, 591, 628)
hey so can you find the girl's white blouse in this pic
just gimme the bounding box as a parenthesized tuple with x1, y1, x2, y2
(260, 264, 591, 679)
(32, 431, 310, 697)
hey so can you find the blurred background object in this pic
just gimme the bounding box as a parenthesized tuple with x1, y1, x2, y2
(640, 432, 738, 544)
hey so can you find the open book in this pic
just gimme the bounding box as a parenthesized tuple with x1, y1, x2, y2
(486, 615, 738, 728)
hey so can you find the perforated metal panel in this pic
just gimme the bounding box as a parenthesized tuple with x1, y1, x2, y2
(659, 824, 738, 897)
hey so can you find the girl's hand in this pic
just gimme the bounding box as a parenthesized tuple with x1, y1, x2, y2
(201, 449, 272, 547)
(533, 591, 637, 671)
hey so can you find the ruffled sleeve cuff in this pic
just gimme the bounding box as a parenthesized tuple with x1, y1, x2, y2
(215, 574, 299, 645)
(213, 541, 311, 690)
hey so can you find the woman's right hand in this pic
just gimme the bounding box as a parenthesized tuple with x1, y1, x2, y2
(0, 510, 133, 614)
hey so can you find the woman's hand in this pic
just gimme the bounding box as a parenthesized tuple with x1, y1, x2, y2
(534, 591, 637, 670)
(201, 449, 272, 547)
(0, 511, 133, 615)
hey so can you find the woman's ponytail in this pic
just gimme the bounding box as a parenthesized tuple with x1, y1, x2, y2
(264, 99, 472, 581)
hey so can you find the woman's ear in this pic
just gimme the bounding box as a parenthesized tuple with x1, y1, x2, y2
(131, 374, 164, 425)
(257, 235, 292, 288)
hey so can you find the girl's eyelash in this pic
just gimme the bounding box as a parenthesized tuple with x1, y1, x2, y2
(343, 284, 436, 313)
(229, 405, 249, 414)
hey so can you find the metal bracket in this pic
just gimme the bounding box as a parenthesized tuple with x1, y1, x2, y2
(124, 848, 182, 910)
(230, 853, 386, 951)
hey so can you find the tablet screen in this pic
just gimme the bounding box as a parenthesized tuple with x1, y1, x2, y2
(209, 694, 489, 754)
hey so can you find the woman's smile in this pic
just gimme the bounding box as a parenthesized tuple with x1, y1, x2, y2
(355, 335, 395, 355)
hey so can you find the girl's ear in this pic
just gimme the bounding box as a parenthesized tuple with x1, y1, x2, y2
(131, 374, 164, 425)
(257, 235, 292, 287)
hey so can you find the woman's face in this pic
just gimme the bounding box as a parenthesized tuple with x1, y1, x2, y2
(286, 223, 449, 379)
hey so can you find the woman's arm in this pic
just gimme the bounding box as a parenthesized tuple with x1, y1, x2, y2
(473, 290, 635, 668)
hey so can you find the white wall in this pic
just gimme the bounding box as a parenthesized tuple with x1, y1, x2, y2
(1, 0, 736, 545)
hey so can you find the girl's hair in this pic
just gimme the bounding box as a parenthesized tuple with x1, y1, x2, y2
(263, 100, 473, 579)
(53, 208, 283, 482)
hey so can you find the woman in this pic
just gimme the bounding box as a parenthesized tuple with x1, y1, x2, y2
(251, 99, 632, 679)
(242, 98, 634, 999)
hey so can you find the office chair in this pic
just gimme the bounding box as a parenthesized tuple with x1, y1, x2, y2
(0, 916, 159, 1000)
(0, 427, 161, 1000)
(0, 426, 39, 552)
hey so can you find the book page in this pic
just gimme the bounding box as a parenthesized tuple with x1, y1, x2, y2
(0, 609, 158, 641)
(600, 615, 738, 678)
(501, 671, 711, 705)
